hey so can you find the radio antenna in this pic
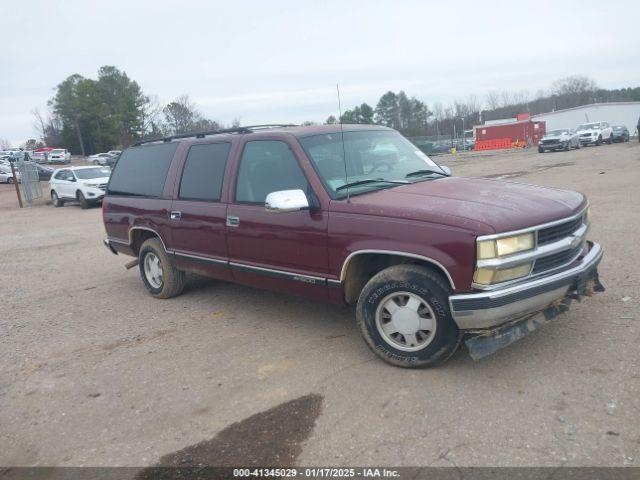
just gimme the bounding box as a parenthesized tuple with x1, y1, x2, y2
(336, 83, 350, 201)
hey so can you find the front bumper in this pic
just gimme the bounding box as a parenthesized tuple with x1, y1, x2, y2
(82, 187, 105, 201)
(449, 241, 603, 330)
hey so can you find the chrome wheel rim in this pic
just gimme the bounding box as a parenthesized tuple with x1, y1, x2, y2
(143, 252, 163, 289)
(375, 291, 437, 352)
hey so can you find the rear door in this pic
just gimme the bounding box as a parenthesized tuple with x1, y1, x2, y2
(169, 142, 233, 281)
(226, 138, 329, 300)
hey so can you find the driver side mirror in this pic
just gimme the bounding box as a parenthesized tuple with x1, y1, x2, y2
(440, 165, 452, 176)
(265, 189, 309, 212)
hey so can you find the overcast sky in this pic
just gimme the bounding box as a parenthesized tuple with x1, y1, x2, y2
(2, 0, 639, 146)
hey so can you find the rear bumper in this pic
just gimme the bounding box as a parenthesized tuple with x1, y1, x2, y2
(103, 238, 118, 255)
(449, 241, 603, 330)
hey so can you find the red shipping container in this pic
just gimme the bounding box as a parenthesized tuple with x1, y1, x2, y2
(476, 120, 546, 146)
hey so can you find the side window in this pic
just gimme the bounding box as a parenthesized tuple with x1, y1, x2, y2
(108, 143, 178, 197)
(235, 140, 309, 204)
(55, 170, 68, 180)
(179, 143, 230, 201)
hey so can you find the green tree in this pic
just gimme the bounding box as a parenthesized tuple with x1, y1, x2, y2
(48, 66, 148, 154)
(375, 91, 400, 129)
(325, 115, 337, 125)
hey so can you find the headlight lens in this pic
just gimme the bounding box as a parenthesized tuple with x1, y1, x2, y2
(474, 263, 533, 285)
(477, 233, 535, 259)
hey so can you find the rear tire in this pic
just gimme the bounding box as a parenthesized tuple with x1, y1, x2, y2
(356, 264, 461, 368)
(138, 238, 185, 299)
(77, 191, 89, 209)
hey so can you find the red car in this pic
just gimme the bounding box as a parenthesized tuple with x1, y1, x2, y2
(102, 124, 604, 367)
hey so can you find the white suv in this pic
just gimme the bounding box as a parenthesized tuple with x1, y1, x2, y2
(576, 121, 613, 146)
(49, 166, 111, 209)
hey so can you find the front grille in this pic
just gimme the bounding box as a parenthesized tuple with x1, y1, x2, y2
(580, 133, 592, 138)
(537, 216, 583, 246)
(99, 183, 108, 191)
(541, 139, 559, 145)
(532, 245, 583, 274)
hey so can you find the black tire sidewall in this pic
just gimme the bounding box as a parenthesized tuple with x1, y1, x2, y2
(139, 245, 165, 296)
(357, 266, 460, 368)
(78, 191, 89, 209)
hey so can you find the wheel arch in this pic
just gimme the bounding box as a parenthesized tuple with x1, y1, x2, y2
(128, 227, 169, 256)
(340, 250, 455, 305)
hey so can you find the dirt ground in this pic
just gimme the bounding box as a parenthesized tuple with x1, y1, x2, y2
(1, 142, 639, 471)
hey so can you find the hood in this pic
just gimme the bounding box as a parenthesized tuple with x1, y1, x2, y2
(542, 133, 569, 140)
(330, 177, 586, 235)
(576, 128, 600, 134)
(80, 176, 110, 185)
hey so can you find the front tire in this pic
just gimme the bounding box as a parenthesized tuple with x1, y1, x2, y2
(538, 147, 544, 153)
(596, 135, 602, 146)
(51, 190, 63, 207)
(356, 264, 461, 368)
(7, 177, 13, 184)
(77, 191, 89, 209)
(138, 238, 185, 299)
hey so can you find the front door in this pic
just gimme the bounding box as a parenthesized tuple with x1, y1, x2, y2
(226, 139, 329, 300)
(170, 142, 232, 281)
(56, 169, 76, 198)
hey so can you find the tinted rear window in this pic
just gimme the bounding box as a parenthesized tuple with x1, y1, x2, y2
(179, 143, 230, 201)
(107, 143, 178, 197)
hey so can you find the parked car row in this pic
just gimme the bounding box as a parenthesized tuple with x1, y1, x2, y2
(88, 150, 121, 165)
(538, 121, 628, 153)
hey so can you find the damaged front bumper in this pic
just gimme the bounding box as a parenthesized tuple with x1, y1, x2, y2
(449, 241, 604, 359)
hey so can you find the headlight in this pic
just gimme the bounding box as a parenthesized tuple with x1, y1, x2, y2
(474, 263, 533, 285)
(477, 232, 535, 259)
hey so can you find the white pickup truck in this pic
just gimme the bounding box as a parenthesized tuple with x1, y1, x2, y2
(575, 121, 613, 146)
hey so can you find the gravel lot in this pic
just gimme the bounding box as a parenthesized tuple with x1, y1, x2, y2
(1, 142, 639, 471)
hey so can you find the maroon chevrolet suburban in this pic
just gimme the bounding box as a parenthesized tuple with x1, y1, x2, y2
(102, 124, 604, 367)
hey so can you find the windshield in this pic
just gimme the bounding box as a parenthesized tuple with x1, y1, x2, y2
(612, 126, 624, 130)
(74, 167, 110, 179)
(51, 149, 65, 154)
(577, 123, 600, 130)
(299, 130, 446, 198)
(547, 129, 569, 136)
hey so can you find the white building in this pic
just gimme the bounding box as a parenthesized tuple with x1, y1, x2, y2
(531, 102, 640, 136)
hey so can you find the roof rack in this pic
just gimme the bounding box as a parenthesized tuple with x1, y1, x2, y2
(132, 124, 298, 146)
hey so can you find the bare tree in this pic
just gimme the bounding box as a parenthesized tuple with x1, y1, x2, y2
(465, 95, 481, 114)
(163, 95, 200, 135)
(0, 138, 11, 150)
(551, 76, 598, 96)
(486, 91, 500, 110)
(32, 108, 62, 146)
(500, 90, 514, 108)
(139, 94, 163, 137)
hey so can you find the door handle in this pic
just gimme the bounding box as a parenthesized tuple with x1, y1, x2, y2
(226, 216, 240, 227)
(170, 211, 182, 220)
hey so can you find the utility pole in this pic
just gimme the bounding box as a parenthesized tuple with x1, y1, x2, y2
(10, 162, 23, 208)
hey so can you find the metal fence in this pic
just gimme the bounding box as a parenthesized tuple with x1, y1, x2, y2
(16, 161, 43, 205)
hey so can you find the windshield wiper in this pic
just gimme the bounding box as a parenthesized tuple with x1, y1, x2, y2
(405, 169, 450, 179)
(335, 178, 409, 192)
